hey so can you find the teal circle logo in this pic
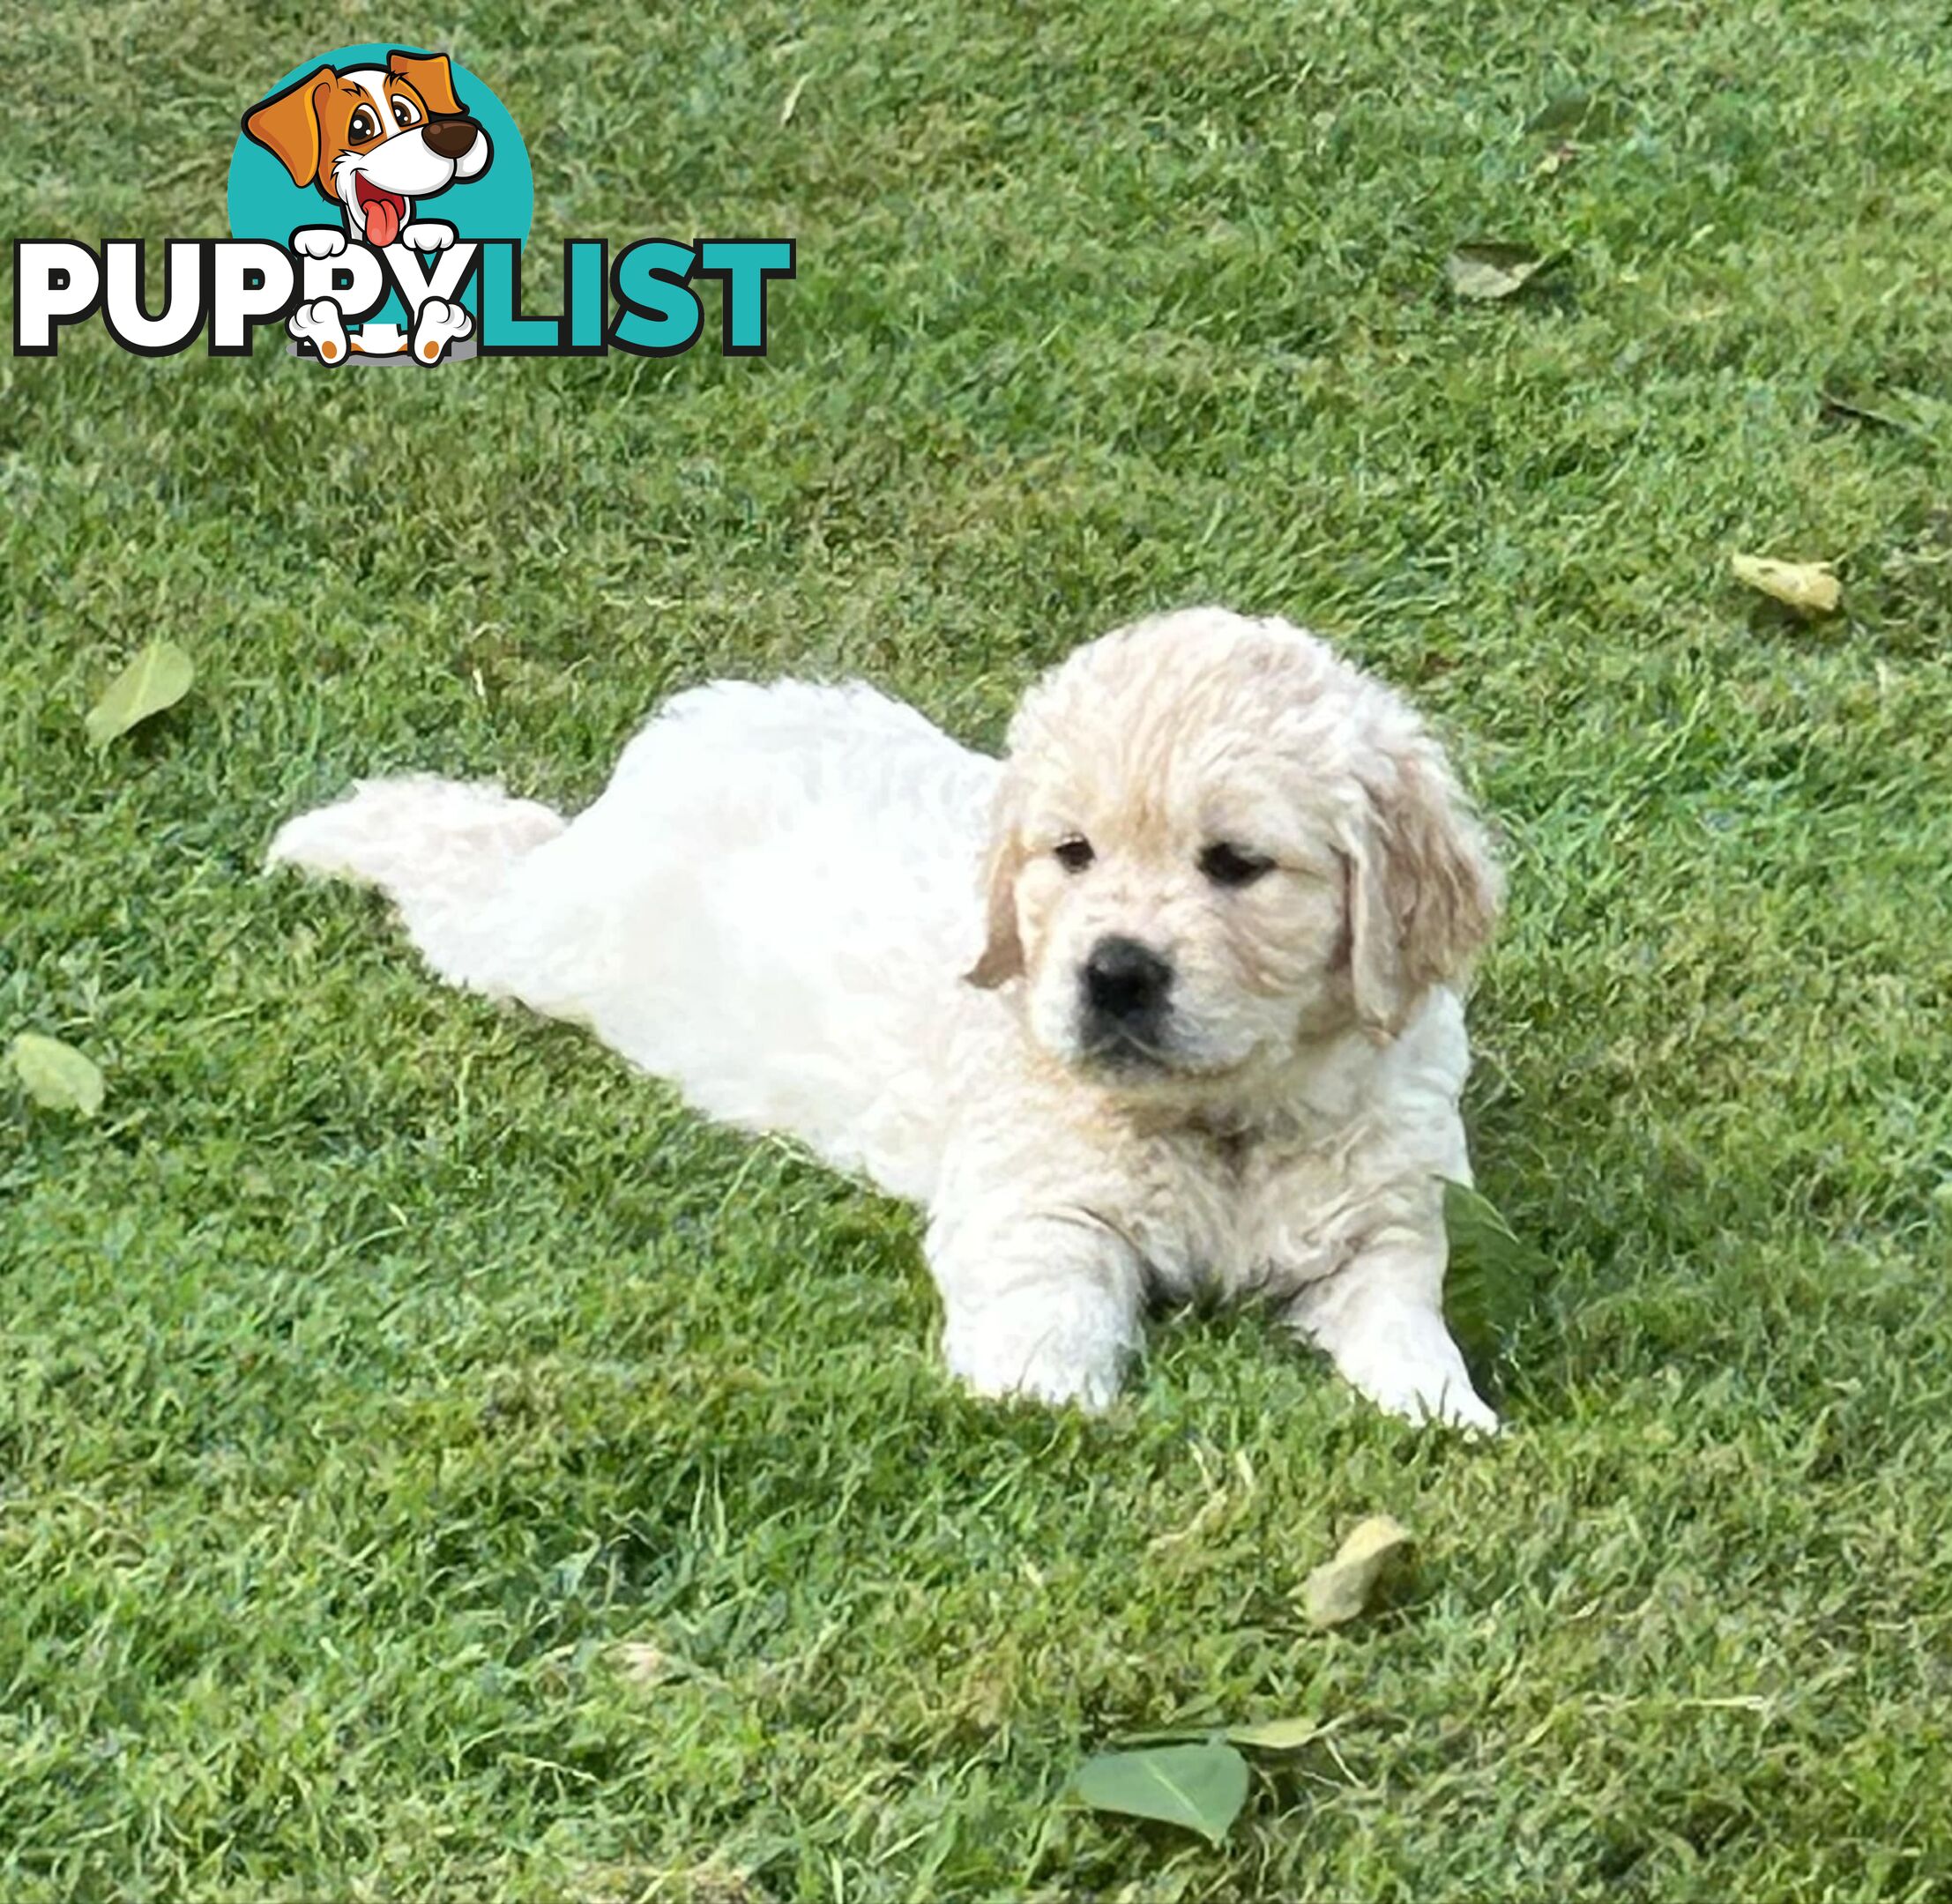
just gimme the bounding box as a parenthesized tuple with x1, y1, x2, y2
(227, 44, 531, 358)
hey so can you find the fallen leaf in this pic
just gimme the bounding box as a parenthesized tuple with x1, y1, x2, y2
(1073, 1743, 1248, 1845)
(1444, 242, 1557, 301)
(779, 74, 810, 125)
(1731, 554, 1842, 616)
(1224, 1715, 1325, 1751)
(607, 1642, 675, 1688)
(1303, 1514, 1412, 1629)
(84, 640, 195, 747)
(1114, 1711, 1346, 1754)
(9, 1032, 105, 1116)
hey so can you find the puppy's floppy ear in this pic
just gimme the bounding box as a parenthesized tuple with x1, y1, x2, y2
(965, 777, 1026, 989)
(389, 49, 466, 117)
(1337, 732, 1501, 1037)
(242, 68, 334, 189)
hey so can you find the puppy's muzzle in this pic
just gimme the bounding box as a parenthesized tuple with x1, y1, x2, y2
(1079, 934, 1173, 1060)
(422, 115, 481, 160)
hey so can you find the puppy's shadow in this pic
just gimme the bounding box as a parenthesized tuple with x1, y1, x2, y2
(1449, 1056, 1728, 1425)
(1440, 1048, 1586, 1419)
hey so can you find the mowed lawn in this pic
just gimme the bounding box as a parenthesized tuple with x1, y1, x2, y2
(6, 2, 1952, 1899)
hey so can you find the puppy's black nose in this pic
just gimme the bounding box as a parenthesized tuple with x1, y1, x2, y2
(1083, 935, 1173, 1023)
(422, 116, 480, 160)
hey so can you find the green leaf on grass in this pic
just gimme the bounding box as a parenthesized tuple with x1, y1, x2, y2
(84, 640, 195, 747)
(1074, 1743, 1248, 1845)
(1303, 1514, 1413, 1629)
(1445, 242, 1558, 301)
(9, 1032, 105, 1116)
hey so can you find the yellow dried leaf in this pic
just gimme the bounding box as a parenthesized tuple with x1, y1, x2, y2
(607, 1642, 675, 1688)
(1445, 243, 1554, 301)
(1226, 1715, 1327, 1750)
(10, 1032, 104, 1116)
(1303, 1514, 1413, 1628)
(1731, 554, 1841, 615)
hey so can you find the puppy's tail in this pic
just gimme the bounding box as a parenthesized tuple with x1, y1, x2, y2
(266, 776, 566, 994)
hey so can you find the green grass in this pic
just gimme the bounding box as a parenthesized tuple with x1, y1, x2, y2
(6, 1, 1952, 1898)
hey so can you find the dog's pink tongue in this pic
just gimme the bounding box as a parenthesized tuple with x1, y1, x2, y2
(365, 197, 400, 247)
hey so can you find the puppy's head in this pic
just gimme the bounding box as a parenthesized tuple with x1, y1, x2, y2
(242, 52, 492, 245)
(968, 609, 1501, 1090)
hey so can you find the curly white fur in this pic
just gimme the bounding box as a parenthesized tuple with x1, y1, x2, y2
(268, 608, 1504, 1430)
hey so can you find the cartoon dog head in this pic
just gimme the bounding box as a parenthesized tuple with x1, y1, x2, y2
(243, 50, 492, 248)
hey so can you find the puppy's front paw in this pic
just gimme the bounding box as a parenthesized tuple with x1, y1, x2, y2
(410, 296, 473, 365)
(400, 219, 456, 252)
(942, 1291, 1132, 1412)
(288, 298, 349, 364)
(1359, 1358, 1501, 1436)
(292, 227, 348, 259)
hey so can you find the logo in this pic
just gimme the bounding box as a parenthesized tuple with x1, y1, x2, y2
(231, 45, 525, 364)
(13, 42, 794, 365)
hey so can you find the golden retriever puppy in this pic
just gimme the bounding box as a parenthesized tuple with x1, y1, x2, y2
(269, 607, 1503, 1428)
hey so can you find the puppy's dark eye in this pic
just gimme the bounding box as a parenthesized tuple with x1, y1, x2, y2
(1054, 836, 1095, 874)
(391, 96, 421, 129)
(1199, 842, 1274, 888)
(349, 107, 379, 143)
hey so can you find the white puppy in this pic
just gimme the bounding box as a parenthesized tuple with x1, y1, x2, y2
(268, 607, 1504, 1429)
